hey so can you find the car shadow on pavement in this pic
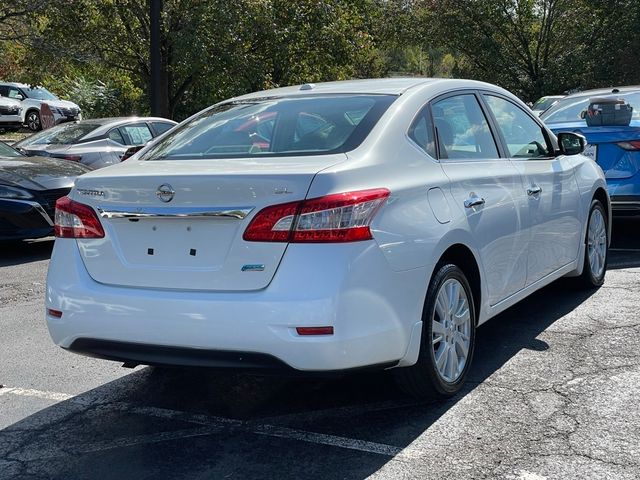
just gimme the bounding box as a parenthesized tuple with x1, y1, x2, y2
(0, 278, 600, 479)
(0, 238, 54, 267)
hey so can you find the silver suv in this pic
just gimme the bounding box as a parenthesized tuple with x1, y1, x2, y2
(0, 82, 82, 131)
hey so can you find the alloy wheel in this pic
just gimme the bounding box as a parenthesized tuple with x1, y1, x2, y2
(27, 112, 40, 131)
(431, 278, 472, 383)
(587, 208, 607, 279)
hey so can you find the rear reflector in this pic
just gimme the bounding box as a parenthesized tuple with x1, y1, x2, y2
(47, 308, 63, 318)
(296, 326, 334, 336)
(54, 196, 105, 238)
(243, 188, 390, 243)
(616, 140, 640, 151)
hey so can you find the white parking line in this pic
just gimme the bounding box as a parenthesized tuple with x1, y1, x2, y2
(1, 386, 402, 459)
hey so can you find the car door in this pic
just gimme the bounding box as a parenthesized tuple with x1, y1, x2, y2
(434, 92, 528, 306)
(482, 93, 581, 284)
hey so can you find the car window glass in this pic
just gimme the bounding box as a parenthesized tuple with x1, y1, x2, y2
(8, 88, 22, 100)
(120, 124, 153, 146)
(432, 94, 498, 160)
(484, 95, 551, 158)
(408, 108, 436, 157)
(108, 128, 126, 144)
(14, 123, 101, 146)
(140, 95, 395, 160)
(152, 122, 175, 135)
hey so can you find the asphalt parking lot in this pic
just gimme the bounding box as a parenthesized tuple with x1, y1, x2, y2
(1, 220, 639, 480)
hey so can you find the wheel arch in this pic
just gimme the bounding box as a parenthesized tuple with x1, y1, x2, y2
(437, 243, 482, 325)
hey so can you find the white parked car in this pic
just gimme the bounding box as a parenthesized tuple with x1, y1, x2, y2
(0, 82, 81, 131)
(46, 78, 610, 398)
(0, 96, 23, 131)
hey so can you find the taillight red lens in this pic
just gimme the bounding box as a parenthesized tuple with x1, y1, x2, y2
(243, 188, 390, 243)
(617, 140, 640, 151)
(52, 154, 82, 162)
(54, 196, 105, 238)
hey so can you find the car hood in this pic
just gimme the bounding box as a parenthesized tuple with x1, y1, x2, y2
(0, 155, 89, 191)
(46, 99, 80, 110)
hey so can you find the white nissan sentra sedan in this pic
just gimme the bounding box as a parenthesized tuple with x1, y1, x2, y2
(46, 78, 610, 398)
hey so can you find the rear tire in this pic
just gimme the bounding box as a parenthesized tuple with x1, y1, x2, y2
(577, 199, 608, 288)
(394, 263, 476, 399)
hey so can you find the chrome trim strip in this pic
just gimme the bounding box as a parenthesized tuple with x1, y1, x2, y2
(96, 206, 254, 220)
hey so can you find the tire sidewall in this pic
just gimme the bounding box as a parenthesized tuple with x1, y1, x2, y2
(584, 200, 608, 287)
(420, 263, 477, 396)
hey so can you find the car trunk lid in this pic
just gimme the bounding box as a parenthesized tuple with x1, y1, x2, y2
(73, 156, 345, 291)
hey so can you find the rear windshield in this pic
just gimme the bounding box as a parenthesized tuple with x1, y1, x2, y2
(532, 96, 561, 111)
(140, 94, 396, 160)
(15, 123, 100, 146)
(542, 92, 640, 124)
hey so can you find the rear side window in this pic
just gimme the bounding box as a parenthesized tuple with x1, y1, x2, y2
(484, 95, 551, 158)
(152, 122, 175, 135)
(120, 124, 153, 146)
(408, 107, 436, 158)
(108, 128, 126, 144)
(432, 94, 499, 160)
(140, 94, 396, 160)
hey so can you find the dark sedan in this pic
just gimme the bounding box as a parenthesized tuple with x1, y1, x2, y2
(0, 141, 89, 241)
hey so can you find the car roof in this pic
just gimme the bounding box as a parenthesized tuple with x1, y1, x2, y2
(77, 117, 177, 126)
(564, 86, 640, 100)
(0, 82, 39, 89)
(229, 77, 449, 101)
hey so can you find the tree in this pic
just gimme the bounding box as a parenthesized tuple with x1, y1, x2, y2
(428, 0, 629, 100)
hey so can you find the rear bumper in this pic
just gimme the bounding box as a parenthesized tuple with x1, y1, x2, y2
(46, 239, 428, 371)
(0, 198, 53, 240)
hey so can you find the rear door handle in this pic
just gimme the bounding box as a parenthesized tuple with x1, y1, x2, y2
(527, 185, 542, 196)
(464, 195, 485, 208)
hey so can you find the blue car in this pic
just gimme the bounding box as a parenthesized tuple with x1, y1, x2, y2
(541, 87, 640, 216)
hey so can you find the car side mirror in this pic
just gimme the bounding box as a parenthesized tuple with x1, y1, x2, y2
(15, 94, 24, 101)
(557, 132, 586, 155)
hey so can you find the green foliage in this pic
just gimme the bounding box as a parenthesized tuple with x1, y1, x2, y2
(1, 0, 638, 118)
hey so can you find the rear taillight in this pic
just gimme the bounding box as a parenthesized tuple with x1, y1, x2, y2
(616, 140, 640, 151)
(243, 188, 390, 243)
(54, 196, 105, 238)
(52, 154, 83, 162)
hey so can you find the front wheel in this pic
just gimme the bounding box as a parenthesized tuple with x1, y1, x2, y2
(394, 263, 476, 399)
(26, 111, 41, 131)
(578, 200, 608, 288)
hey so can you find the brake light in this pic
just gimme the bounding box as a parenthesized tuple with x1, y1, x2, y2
(54, 196, 105, 238)
(52, 154, 82, 162)
(616, 140, 640, 151)
(243, 188, 390, 243)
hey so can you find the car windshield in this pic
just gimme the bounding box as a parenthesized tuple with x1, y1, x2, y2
(16, 123, 101, 146)
(0, 141, 23, 158)
(542, 91, 640, 124)
(23, 87, 58, 101)
(532, 97, 561, 111)
(140, 94, 396, 160)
